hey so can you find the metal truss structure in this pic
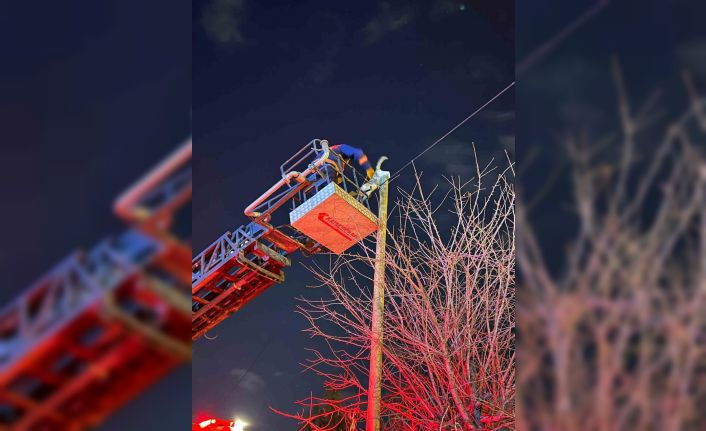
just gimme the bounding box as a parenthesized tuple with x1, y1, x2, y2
(0, 141, 192, 431)
(192, 139, 375, 340)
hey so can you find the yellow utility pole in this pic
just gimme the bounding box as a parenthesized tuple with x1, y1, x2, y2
(365, 158, 390, 431)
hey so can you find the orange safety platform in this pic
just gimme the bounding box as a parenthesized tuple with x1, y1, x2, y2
(290, 183, 378, 254)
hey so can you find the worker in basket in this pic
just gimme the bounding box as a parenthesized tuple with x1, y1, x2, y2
(330, 143, 375, 180)
(311, 141, 386, 199)
(309, 143, 372, 186)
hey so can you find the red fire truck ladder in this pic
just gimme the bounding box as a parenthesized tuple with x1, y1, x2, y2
(192, 139, 379, 340)
(0, 141, 192, 431)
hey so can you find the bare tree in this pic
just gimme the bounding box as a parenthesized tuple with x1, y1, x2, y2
(276, 160, 515, 430)
(517, 64, 706, 431)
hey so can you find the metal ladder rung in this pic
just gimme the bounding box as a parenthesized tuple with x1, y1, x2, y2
(259, 222, 304, 253)
(236, 252, 284, 283)
(254, 241, 291, 267)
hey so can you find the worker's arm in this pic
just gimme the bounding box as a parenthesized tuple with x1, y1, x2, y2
(332, 144, 374, 179)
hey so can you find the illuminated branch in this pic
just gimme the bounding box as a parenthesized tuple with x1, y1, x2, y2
(517, 67, 706, 431)
(276, 160, 515, 430)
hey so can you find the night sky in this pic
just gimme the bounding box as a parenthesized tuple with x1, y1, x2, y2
(192, 0, 513, 429)
(517, 0, 706, 271)
(0, 2, 191, 430)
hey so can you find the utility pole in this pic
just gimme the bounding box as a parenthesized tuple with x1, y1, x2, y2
(365, 159, 390, 431)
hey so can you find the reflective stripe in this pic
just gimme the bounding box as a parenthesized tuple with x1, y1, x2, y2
(358, 155, 369, 165)
(325, 159, 341, 172)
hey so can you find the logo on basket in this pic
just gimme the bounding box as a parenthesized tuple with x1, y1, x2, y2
(318, 213, 356, 241)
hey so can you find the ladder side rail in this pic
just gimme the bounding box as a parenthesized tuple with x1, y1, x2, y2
(192, 272, 280, 340)
(279, 139, 323, 178)
(0, 229, 161, 376)
(249, 181, 309, 221)
(113, 139, 192, 224)
(0, 256, 105, 378)
(191, 222, 268, 288)
(136, 166, 192, 220)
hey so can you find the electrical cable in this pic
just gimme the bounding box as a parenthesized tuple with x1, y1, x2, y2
(369, 80, 516, 190)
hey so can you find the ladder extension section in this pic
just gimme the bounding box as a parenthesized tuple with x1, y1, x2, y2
(0, 230, 190, 431)
(0, 140, 192, 431)
(191, 223, 292, 340)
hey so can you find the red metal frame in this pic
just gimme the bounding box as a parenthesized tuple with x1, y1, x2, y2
(192, 139, 377, 340)
(0, 140, 192, 430)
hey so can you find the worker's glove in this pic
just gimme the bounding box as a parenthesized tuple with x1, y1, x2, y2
(359, 169, 388, 199)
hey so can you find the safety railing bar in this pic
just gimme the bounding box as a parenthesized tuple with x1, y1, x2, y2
(251, 184, 298, 213)
(279, 139, 321, 178)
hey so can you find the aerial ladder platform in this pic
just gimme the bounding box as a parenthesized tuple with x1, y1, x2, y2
(192, 139, 381, 340)
(0, 141, 192, 431)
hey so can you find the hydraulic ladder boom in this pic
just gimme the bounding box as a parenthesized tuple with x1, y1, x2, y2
(192, 139, 377, 340)
(0, 140, 192, 431)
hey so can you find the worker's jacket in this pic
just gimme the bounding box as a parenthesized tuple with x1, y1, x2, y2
(330, 144, 374, 179)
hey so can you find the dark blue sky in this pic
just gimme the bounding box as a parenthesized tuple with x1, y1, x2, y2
(517, 0, 706, 272)
(0, 2, 190, 430)
(192, 0, 513, 429)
